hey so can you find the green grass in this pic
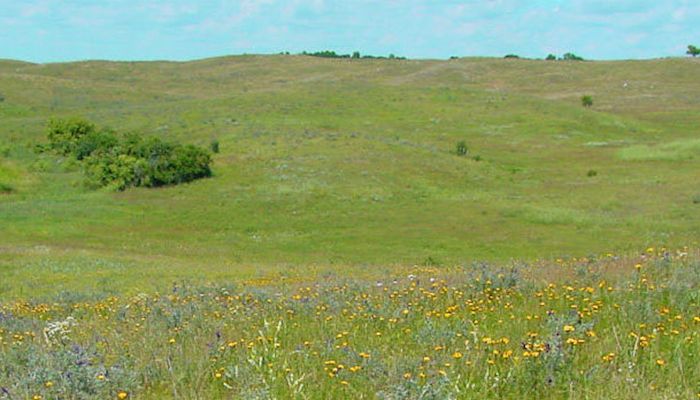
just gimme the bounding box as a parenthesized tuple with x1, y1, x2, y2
(1, 55, 699, 296)
(618, 138, 700, 161)
(1, 55, 700, 398)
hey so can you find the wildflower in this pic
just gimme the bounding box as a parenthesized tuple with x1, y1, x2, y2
(349, 366, 362, 372)
(33, 396, 42, 400)
(403, 372, 412, 379)
(168, 338, 176, 344)
(656, 359, 665, 367)
(44, 381, 53, 388)
(563, 325, 575, 333)
(117, 392, 128, 400)
(602, 353, 615, 362)
(340, 381, 349, 386)
(452, 351, 463, 359)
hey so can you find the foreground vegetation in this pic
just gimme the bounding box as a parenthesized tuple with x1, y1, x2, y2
(1, 248, 698, 399)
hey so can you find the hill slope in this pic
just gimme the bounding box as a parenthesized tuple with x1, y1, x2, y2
(0, 55, 699, 296)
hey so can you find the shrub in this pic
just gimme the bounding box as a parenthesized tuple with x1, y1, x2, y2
(46, 118, 213, 191)
(455, 141, 469, 156)
(47, 118, 96, 156)
(210, 139, 220, 154)
(587, 169, 598, 177)
(546, 54, 557, 61)
(504, 54, 520, 59)
(693, 194, 700, 204)
(581, 95, 593, 107)
(73, 129, 119, 160)
(0, 182, 13, 194)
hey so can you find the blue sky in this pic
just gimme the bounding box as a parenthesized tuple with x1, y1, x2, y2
(1, 0, 698, 62)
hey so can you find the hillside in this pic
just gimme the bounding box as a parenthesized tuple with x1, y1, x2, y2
(0, 55, 699, 297)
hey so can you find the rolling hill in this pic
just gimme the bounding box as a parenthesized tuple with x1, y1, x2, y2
(1, 55, 699, 297)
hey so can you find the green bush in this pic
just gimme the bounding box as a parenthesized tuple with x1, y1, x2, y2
(455, 141, 469, 156)
(46, 118, 212, 191)
(0, 182, 13, 194)
(210, 139, 220, 154)
(47, 118, 97, 156)
(581, 95, 593, 107)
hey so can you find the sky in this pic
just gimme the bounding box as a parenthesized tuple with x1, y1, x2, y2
(0, 0, 698, 63)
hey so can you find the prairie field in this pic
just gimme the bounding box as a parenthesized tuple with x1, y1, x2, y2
(1, 55, 699, 398)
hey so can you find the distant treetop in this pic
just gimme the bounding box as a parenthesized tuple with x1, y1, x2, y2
(688, 45, 699, 57)
(543, 53, 585, 61)
(300, 50, 406, 60)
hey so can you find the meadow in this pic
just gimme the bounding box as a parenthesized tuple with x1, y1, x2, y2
(1, 249, 699, 399)
(1, 55, 699, 398)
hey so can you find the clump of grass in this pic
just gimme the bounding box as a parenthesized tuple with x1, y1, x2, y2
(0, 182, 13, 194)
(618, 139, 700, 161)
(587, 169, 598, 177)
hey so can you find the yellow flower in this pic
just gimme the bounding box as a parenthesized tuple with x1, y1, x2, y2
(168, 338, 176, 344)
(602, 353, 615, 362)
(656, 359, 665, 367)
(33, 396, 42, 400)
(44, 381, 54, 388)
(117, 392, 128, 400)
(451, 352, 463, 359)
(563, 325, 575, 333)
(403, 372, 412, 379)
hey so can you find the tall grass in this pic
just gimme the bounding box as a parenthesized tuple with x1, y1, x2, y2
(1, 249, 698, 399)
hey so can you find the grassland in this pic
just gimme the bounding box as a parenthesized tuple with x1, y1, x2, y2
(1, 250, 699, 398)
(0, 55, 699, 398)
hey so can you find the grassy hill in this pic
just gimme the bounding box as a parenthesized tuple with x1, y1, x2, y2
(1, 55, 699, 297)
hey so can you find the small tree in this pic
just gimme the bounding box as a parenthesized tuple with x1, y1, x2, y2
(546, 54, 557, 61)
(581, 95, 593, 107)
(687, 45, 700, 57)
(210, 138, 220, 154)
(562, 52, 584, 61)
(352, 51, 360, 59)
(504, 54, 520, 59)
